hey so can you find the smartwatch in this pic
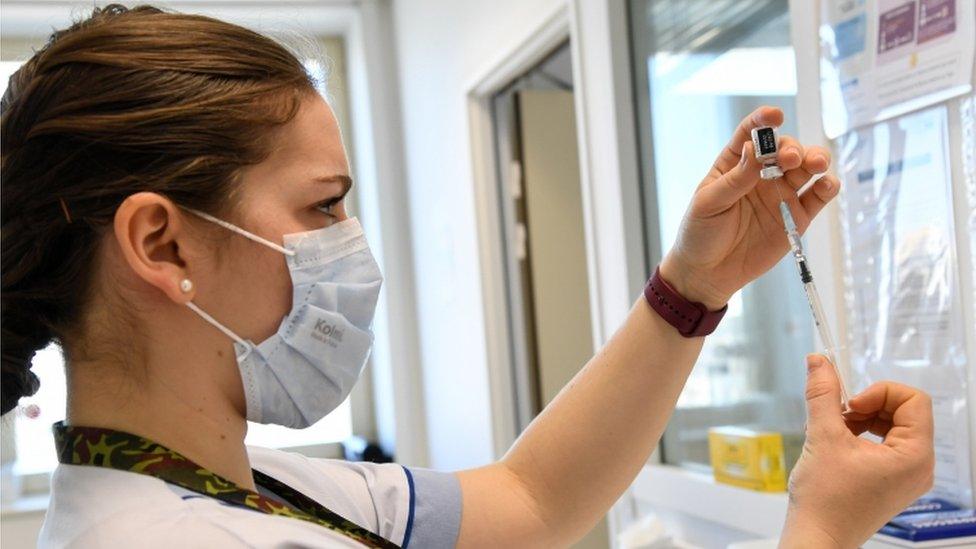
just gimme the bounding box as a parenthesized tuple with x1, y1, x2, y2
(643, 266, 728, 337)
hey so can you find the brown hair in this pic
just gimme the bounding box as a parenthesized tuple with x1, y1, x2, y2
(1, 4, 317, 414)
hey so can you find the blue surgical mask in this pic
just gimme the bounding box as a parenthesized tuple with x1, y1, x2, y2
(184, 209, 382, 429)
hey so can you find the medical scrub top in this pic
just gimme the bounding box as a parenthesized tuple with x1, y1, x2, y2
(39, 423, 462, 548)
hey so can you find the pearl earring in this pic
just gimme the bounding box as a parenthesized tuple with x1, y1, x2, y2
(180, 278, 193, 293)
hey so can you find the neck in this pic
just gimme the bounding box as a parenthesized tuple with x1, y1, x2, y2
(65, 321, 256, 491)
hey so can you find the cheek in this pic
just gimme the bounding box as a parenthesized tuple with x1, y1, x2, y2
(216, 241, 293, 341)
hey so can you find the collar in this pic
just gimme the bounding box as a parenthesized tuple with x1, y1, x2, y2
(53, 421, 399, 548)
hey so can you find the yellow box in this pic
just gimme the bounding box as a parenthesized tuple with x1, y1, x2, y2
(708, 426, 788, 492)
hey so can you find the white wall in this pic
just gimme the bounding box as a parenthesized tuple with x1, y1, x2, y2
(391, 0, 566, 470)
(1, 507, 44, 549)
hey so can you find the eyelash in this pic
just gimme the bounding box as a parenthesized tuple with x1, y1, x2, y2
(315, 197, 342, 217)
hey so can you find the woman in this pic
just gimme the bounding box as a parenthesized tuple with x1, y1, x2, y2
(1, 5, 934, 548)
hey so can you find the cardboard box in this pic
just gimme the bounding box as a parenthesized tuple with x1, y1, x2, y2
(708, 426, 794, 492)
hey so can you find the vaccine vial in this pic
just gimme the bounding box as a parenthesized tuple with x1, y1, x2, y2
(751, 126, 784, 180)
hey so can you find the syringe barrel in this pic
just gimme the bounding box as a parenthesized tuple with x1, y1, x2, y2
(779, 200, 851, 407)
(803, 280, 852, 405)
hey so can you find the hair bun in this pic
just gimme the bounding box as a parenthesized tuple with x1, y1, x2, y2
(1, 325, 47, 415)
(0, 67, 23, 116)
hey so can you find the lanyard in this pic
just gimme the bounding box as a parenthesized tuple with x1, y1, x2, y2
(53, 422, 400, 549)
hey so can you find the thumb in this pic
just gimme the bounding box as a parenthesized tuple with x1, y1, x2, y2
(805, 354, 845, 432)
(693, 141, 762, 217)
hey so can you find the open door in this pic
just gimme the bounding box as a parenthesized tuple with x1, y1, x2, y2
(490, 43, 607, 549)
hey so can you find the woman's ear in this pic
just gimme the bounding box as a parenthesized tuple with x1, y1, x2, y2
(113, 192, 195, 304)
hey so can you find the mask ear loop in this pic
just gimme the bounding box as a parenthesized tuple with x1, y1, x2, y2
(182, 207, 296, 257)
(180, 206, 295, 360)
(186, 302, 253, 360)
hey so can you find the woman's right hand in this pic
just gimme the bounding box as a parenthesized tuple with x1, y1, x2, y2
(780, 355, 935, 548)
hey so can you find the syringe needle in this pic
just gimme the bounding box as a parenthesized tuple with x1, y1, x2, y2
(779, 201, 803, 255)
(777, 199, 851, 407)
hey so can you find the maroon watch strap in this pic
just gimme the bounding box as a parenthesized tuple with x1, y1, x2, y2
(644, 266, 728, 337)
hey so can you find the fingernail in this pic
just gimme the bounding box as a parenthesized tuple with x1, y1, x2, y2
(814, 155, 827, 165)
(739, 147, 748, 167)
(806, 354, 821, 372)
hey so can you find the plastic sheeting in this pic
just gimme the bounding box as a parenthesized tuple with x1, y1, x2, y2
(963, 93, 976, 341)
(836, 105, 972, 505)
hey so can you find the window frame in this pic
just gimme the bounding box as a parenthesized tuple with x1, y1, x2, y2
(626, 0, 818, 468)
(608, 0, 848, 538)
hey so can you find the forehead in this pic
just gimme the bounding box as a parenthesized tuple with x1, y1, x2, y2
(242, 94, 349, 189)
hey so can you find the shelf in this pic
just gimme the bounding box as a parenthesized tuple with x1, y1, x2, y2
(629, 464, 790, 538)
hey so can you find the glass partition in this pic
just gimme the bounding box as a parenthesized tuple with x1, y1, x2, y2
(628, 0, 812, 470)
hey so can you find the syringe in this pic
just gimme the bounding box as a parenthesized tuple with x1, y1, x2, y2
(779, 202, 852, 406)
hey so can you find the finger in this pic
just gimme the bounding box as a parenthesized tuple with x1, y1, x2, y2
(841, 407, 891, 422)
(783, 147, 831, 189)
(846, 382, 934, 445)
(713, 106, 785, 174)
(784, 169, 814, 191)
(846, 382, 933, 426)
(776, 136, 805, 171)
(802, 146, 831, 174)
(798, 174, 840, 222)
(804, 354, 846, 434)
(694, 141, 762, 217)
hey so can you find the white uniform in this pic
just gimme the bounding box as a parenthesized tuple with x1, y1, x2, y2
(38, 445, 462, 548)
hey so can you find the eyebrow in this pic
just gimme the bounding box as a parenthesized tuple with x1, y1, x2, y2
(313, 174, 353, 196)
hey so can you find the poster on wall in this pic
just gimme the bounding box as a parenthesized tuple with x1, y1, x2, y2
(837, 105, 973, 505)
(820, 0, 975, 138)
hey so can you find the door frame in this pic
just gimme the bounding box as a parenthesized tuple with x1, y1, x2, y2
(465, 4, 571, 459)
(465, 2, 644, 545)
(465, 0, 644, 459)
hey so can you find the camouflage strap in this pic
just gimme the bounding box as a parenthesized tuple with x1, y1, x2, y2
(53, 422, 400, 549)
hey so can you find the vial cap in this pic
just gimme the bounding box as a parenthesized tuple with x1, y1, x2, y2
(760, 165, 784, 180)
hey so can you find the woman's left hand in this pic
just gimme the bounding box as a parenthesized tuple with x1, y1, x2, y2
(781, 355, 935, 548)
(660, 106, 840, 310)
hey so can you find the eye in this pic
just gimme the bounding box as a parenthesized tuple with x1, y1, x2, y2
(314, 197, 342, 217)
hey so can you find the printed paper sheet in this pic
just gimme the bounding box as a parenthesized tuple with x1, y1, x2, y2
(820, 0, 975, 138)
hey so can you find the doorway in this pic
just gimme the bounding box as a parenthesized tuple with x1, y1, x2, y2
(489, 42, 605, 548)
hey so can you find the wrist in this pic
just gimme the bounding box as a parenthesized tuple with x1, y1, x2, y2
(645, 264, 728, 338)
(659, 254, 729, 311)
(780, 510, 849, 549)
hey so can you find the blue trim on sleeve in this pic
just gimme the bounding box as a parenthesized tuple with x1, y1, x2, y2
(397, 467, 462, 548)
(401, 466, 416, 548)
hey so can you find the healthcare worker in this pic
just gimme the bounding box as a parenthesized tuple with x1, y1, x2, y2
(0, 4, 934, 549)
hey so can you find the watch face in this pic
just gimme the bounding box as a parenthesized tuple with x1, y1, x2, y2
(755, 127, 777, 156)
